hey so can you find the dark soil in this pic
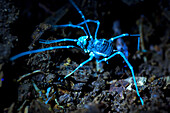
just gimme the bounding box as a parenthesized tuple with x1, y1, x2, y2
(0, 0, 170, 113)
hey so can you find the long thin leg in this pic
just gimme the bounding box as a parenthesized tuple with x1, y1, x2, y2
(39, 38, 78, 44)
(52, 24, 88, 36)
(109, 34, 140, 51)
(50, 19, 100, 41)
(64, 53, 94, 79)
(97, 51, 144, 105)
(129, 34, 140, 51)
(69, 0, 92, 39)
(10, 45, 76, 61)
(137, 36, 140, 51)
(42, 19, 100, 44)
(109, 33, 140, 41)
(77, 19, 100, 39)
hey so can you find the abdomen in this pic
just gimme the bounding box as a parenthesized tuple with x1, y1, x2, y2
(90, 39, 113, 58)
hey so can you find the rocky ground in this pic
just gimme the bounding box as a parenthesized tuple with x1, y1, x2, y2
(0, 0, 169, 113)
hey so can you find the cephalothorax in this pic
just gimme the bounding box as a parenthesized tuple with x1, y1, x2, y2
(10, 0, 144, 105)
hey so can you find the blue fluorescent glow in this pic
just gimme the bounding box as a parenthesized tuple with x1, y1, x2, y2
(110, 33, 129, 41)
(10, 45, 75, 61)
(39, 38, 78, 44)
(130, 34, 140, 36)
(1, 78, 4, 81)
(69, 0, 92, 38)
(98, 51, 144, 105)
(109, 34, 141, 52)
(64, 53, 94, 79)
(138, 37, 140, 51)
(77, 19, 100, 39)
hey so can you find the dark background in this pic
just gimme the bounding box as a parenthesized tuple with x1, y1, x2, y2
(0, 0, 169, 112)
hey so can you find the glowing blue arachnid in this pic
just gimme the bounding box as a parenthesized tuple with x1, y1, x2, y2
(87, 39, 114, 59)
(10, 0, 143, 105)
(77, 36, 88, 50)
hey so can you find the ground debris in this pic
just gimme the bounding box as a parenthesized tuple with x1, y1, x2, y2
(29, 100, 53, 113)
(1, 0, 170, 112)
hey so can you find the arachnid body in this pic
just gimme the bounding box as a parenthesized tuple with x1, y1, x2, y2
(10, 0, 144, 105)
